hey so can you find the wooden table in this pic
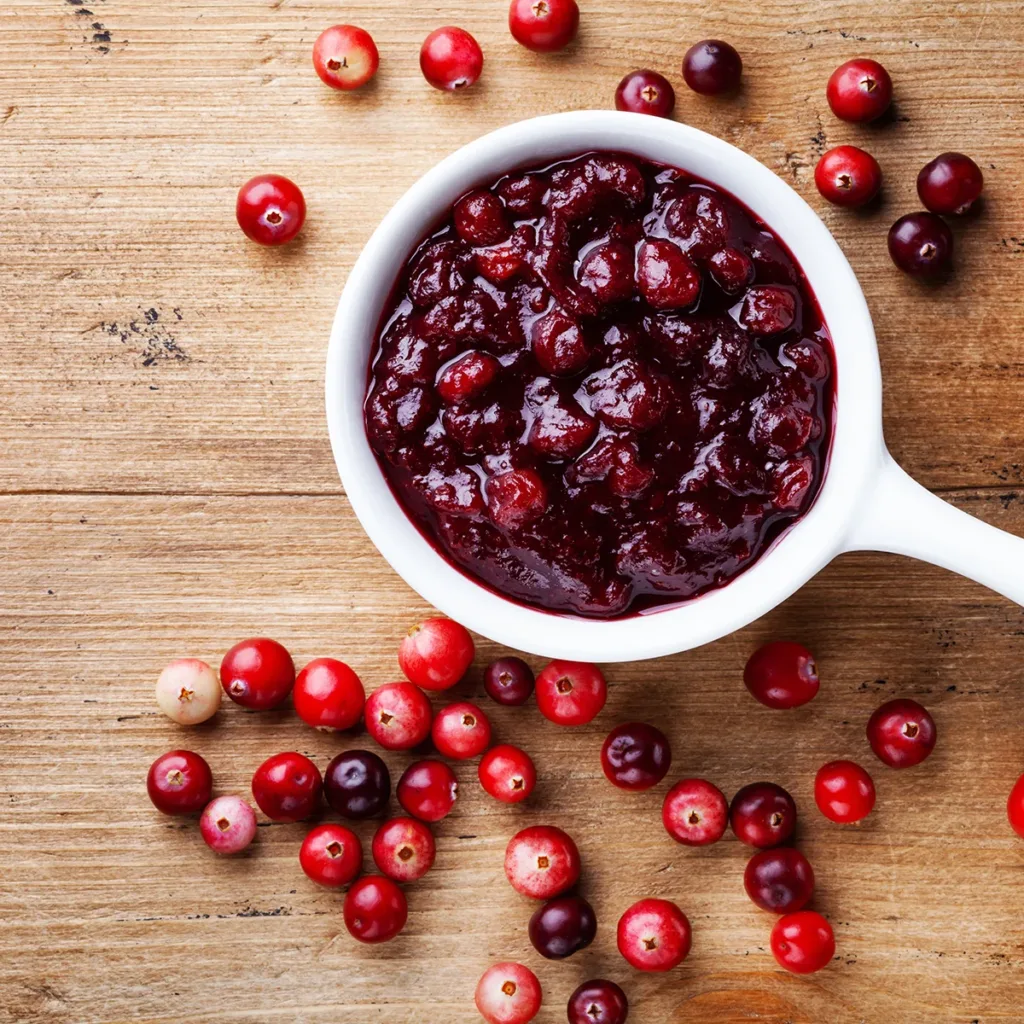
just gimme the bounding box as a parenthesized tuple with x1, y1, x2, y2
(3, 1, 1024, 1021)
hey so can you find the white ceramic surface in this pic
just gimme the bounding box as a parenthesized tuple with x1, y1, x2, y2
(326, 110, 1024, 662)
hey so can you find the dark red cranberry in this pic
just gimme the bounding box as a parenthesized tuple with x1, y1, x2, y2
(814, 146, 883, 207)
(454, 190, 510, 246)
(739, 286, 797, 335)
(508, 0, 579, 52)
(419, 26, 483, 91)
(867, 698, 936, 768)
(744, 848, 815, 914)
(343, 875, 408, 943)
(484, 657, 535, 706)
(251, 752, 322, 822)
(324, 749, 391, 819)
(487, 468, 549, 530)
(616, 898, 691, 971)
(146, 749, 212, 815)
(505, 825, 581, 900)
(707, 247, 754, 293)
(407, 241, 472, 307)
(498, 174, 546, 218)
(815, 760, 875, 823)
(535, 660, 607, 726)
(826, 58, 892, 122)
(398, 618, 475, 691)
(662, 777, 729, 845)
(770, 911, 835, 974)
(475, 963, 542, 1024)
(917, 152, 984, 214)
(293, 658, 365, 732)
(601, 722, 672, 791)
(299, 823, 363, 888)
(436, 351, 501, 404)
(431, 700, 492, 759)
(312, 24, 379, 91)
(372, 816, 436, 882)
(525, 378, 597, 458)
(744, 641, 820, 709)
(567, 980, 628, 1024)
(531, 310, 591, 376)
(888, 212, 954, 277)
(636, 239, 701, 310)
(615, 69, 676, 117)
(682, 39, 742, 95)
(730, 782, 797, 847)
(479, 744, 536, 803)
(1008, 773, 1024, 838)
(364, 681, 433, 749)
(220, 637, 295, 710)
(666, 191, 730, 256)
(528, 895, 597, 959)
(236, 176, 305, 247)
(578, 241, 636, 304)
(397, 759, 458, 822)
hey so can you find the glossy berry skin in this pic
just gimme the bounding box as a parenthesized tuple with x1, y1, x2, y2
(682, 39, 743, 95)
(235, 176, 305, 247)
(420, 27, 483, 92)
(887, 213, 954, 278)
(398, 618, 475, 690)
(251, 752, 322, 822)
(615, 69, 676, 118)
(484, 657, 535, 706)
(293, 658, 365, 732)
(770, 911, 835, 974)
(867, 699, 937, 768)
(826, 58, 892, 122)
(601, 722, 672, 791)
(155, 659, 221, 726)
(617, 898, 691, 972)
(662, 778, 729, 846)
(475, 962, 542, 1024)
(147, 749, 212, 815)
(1008, 773, 1024, 838)
(504, 825, 581, 900)
(730, 782, 797, 848)
(917, 152, 984, 214)
(535, 660, 607, 726)
(397, 759, 458, 822)
(199, 795, 257, 855)
(814, 146, 882, 208)
(431, 701, 492, 759)
(312, 25, 379, 91)
(567, 980, 628, 1024)
(372, 816, 436, 882)
(815, 760, 876, 823)
(744, 848, 815, 914)
(528, 895, 597, 960)
(219, 637, 295, 710)
(324, 749, 391, 819)
(508, 0, 579, 53)
(744, 642, 819, 709)
(343, 875, 408, 944)
(364, 681, 433, 750)
(479, 744, 536, 803)
(299, 823, 363, 888)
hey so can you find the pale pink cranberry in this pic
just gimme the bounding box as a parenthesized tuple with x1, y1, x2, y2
(312, 24, 379, 90)
(636, 239, 701, 309)
(199, 795, 257, 855)
(487, 469, 549, 529)
(155, 658, 221, 725)
(505, 825, 581, 899)
(475, 962, 542, 1024)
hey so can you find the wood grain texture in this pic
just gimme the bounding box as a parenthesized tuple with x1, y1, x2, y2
(2, 1, 1024, 1021)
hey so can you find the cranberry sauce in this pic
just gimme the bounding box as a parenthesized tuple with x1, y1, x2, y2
(364, 152, 834, 619)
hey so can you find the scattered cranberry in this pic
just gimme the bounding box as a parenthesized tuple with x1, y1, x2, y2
(437, 351, 501, 404)
(219, 637, 295, 710)
(529, 895, 597, 959)
(814, 146, 883, 207)
(744, 641, 820, 709)
(770, 911, 835, 974)
(420, 26, 483, 91)
(484, 657, 535, 706)
(509, 0, 579, 52)
(235, 176, 305, 247)
(324, 749, 391, 819)
(487, 469, 549, 530)
(887, 212, 953, 277)
(740, 285, 797, 335)
(479, 744, 536, 803)
(146, 749, 212, 815)
(615, 69, 676, 117)
(1008, 773, 1024, 838)
(198, 795, 257, 855)
(567, 980, 628, 1024)
(293, 658, 365, 732)
(601, 722, 672, 791)
(251, 752, 322, 822)
(917, 152, 984, 214)
(431, 701, 492, 760)
(398, 618, 475, 691)
(682, 39, 743, 95)
(744, 848, 815, 914)
(343, 875, 408, 943)
(300, 823, 363, 888)
(475, 962, 542, 1024)
(504, 825, 581, 900)
(372, 816, 436, 882)
(815, 760, 876, 823)
(730, 782, 797, 847)
(826, 58, 892, 122)
(155, 658, 221, 726)
(312, 24, 379, 91)
(535, 660, 607, 726)
(397, 759, 458, 822)
(636, 238, 701, 310)
(707, 247, 753, 293)
(867, 698, 937, 768)
(662, 777, 728, 846)
(617, 898, 691, 972)
(454, 190, 511, 246)
(364, 681, 433, 750)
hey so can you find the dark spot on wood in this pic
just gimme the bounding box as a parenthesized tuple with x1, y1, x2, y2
(1, 105, 17, 126)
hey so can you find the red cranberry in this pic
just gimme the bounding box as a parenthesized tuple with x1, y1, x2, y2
(155, 658, 221, 726)
(432, 701, 492, 759)
(525, 379, 597, 458)
(707, 247, 754, 293)
(743, 848, 815, 914)
(615, 69, 676, 117)
(601, 722, 672, 791)
(582, 358, 669, 432)
(662, 777, 728, 846)
(826, 58, 892, 122)
(437, 351, 501, 404)
(484, 657, 535, 706)
(666, 191, 729, 257)
(454, 190, 511, 246)
(682, 39, 742, 95)
(866, 698, 936, 768)
(343, 875, 408, 943)
(504, 825, 581, 899)
(498, 174, 546, 218)
(146, 749, 212, 815)
(770, 911, 835, 974)
(744, 641, 820, 709)
(398, 618, 475, 691)
(917, 152, 984, 214)
(487, 468, 549, 530)
(508, 0, 579, 52)
(235, 176, 305, 247)
(531, 310, 591, 376)
(1008, 773, 1024, 838)
(479, 744, 536, 803)
(567, 980, 628, 1024)
(397, 759, 458, 822)
(636, 239, 701, 310)
(814, 146, 883, 207)
(739, 286, 797, 335)
(251, 752, 322, 822)
(293, 658, 365, 732)
(364, 681, 433, 749)
(815, 760, 876, 823)
(372, 816, 436, 882)
(420, 26, 483, 91)
(199, 795, 257, 855)
(730, 782, 797, 847)
(220, 637, 294, 710)
(312, 24, 379, 90)
(324, 749, 391, 819)
(578, 241, 636, 304)
(616, 898, 691, 972)
(475, 963, 542, 1024)
(299, 823, 363, 888)
(535, 660, 607, 726)
(529, 895, 597, 959)
(887, 213, 954, 277)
